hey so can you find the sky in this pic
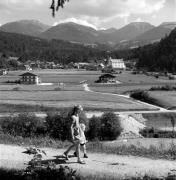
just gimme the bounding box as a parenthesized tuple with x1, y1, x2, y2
(0, 0, 175, 30)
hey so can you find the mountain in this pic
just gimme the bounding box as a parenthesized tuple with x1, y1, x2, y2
(108, 22, 155, 43)
(40, 22, 99, 44)
(1, 20, 174, 49)
(98, 28, 117, 34)
(134, 22, 176, 42)
(0, 20, 51, 37)
(40, 22, 154, 45)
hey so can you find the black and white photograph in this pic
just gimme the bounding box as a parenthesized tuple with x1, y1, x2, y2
(0, 0, 176, 179)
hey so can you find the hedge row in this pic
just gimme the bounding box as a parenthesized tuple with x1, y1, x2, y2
(0, 111, 122, 141)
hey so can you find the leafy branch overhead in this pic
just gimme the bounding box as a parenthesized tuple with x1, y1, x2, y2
(50, 0, 69, 17)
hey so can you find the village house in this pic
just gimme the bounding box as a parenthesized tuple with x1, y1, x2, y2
(95, 73, 116, 83)
(19, 72, 41, 85)
(0, 69, 8, 75)
(8, 56, 19, 61)
(108, 57, 126, 70)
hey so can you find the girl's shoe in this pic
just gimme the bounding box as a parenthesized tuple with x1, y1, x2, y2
(77, 160, 86, 164)
(83, 153, 88, 158)
(63, 152, 69, 160)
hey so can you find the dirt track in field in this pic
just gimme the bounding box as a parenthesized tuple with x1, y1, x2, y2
(1, 144, 176, 178)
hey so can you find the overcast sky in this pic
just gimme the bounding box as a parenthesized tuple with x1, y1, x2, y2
(0, 0, 175, 29)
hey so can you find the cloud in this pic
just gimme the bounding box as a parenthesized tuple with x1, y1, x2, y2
(53, 17, 98, 29)
(0, 0, 172, 29)
(135, 18, 143, 22)
(60, 0, 166, 28)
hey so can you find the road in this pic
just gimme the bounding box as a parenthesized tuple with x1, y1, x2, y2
(1, 144, 176, 178)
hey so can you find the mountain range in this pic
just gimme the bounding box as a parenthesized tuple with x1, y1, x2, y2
(0, 20, 176, 49)
(0, 20, 51, 37)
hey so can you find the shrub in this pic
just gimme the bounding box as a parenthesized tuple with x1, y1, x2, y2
(130, 90, 150, 101)
(45, 109, 89, 140)
(12, 87, 22, 91)
(150, 85, 176, 91)
(45, 112, 70, 140)
(88, 116, 101, 140)
(100, 112, 122, 140)
(1, 113, 46, 137)
(0, 166, 80, 180)
(130, 90, 157, 105)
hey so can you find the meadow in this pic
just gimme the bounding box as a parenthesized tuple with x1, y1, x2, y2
(0, 69, 101, 84)
(149, 91, 176, 109)
(143, 112, 176, 131)
(0, 90, 154, 111)
(0, 69, 161, 112)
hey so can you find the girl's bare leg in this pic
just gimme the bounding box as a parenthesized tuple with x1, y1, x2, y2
(64, 144, 75, 157)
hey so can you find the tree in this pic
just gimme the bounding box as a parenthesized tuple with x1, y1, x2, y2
(50, 0, 69, 17)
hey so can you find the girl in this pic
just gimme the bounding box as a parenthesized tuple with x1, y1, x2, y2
(63, 105, 86, 164)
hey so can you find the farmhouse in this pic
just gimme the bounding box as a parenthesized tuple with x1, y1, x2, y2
(0, 69, 8, 75)
(19, 72, 41, 85)
(96, 73, 116, 83)
(108, 57, 126, 70)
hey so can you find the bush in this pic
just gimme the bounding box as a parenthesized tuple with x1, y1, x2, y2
(1, 113, 46, 137)
(130, 90, 150, 101)
(0, 166, 80, 180)
(45, 111, 70, 140)
(100, 112, 122, 140)
(150, 85, 176, 91)
(12, 87, 22, 91)
(88, 116, 101, 140)
(87, 112, 122, 141)
(45, 109, 88, 140)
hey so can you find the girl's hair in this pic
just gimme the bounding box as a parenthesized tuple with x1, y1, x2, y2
(71, 105, 83, 116)
(71, 106, 79, 116)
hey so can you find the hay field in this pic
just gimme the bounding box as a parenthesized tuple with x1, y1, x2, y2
(149, 91, 176, 109)
(0, 70, 101, 84)
(143, 112, 176, 131)
(0, 90, 156, 111)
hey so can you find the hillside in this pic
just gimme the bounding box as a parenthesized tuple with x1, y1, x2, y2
(115, 22, 176, 49)
(0, 31, 106, 64)
(134, 22, 176, 42)
(40, 22, 154, 44)
(0, 20, 51, 37)
(109, 22, 154, 43)
(136, 27, 176, 72)
(40, 22, 99, 43)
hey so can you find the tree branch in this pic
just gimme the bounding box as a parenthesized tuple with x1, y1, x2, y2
(50, 0, 69, 17)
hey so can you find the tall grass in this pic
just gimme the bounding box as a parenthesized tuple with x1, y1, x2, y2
(1, 168, 175, 180)
(86, 141, 176, 160)
(1, 133, 176, 161)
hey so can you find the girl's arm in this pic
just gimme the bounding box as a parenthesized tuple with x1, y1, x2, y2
(70, 116, 75, 140)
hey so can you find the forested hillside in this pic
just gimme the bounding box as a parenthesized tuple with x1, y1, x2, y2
(136, 28, 176, 72)
(0, 31, 107, 64)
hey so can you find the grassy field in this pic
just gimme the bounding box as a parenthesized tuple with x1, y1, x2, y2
(0, 69, 175, 112)
(0, 90, 155, 111)
(143, 112, 176, 131)
(90, 84, 154, 94)
(1, 70, 175, 85)
(149, 91, 176, 109)
(0, 84, 84, 91)
(0, 70, 101, 84)
(103, 138, 176, 150)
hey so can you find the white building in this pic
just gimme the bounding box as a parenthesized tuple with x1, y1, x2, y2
(19, 72, 41, 85)
(108, 57, 126, 70)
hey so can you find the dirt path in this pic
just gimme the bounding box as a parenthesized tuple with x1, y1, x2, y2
(1, 144, 176, 178)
